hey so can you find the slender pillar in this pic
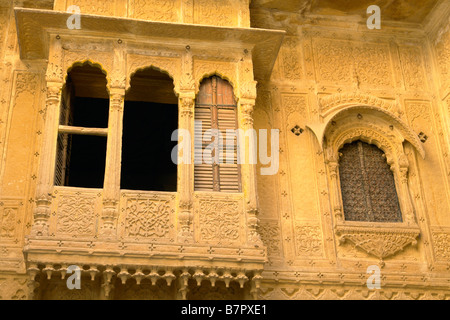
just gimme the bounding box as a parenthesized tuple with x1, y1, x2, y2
(177, 94, 195, 242)
(100, 88, 125, 238)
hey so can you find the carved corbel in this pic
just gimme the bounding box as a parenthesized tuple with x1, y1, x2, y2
(26, 264, 41, 300)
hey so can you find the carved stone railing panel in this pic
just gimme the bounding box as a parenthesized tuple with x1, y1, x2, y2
(118, 191, 176, 243)
(48, 187, 102, 238)
(193, 192, 245, 245)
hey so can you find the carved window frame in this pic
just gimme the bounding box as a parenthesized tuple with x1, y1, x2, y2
(324, 122, 421, 260)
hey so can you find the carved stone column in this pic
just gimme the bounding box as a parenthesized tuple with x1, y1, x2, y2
(100, 88, 125, 238)
(177, 95, 195, 242)
(31, 82, 63, 237)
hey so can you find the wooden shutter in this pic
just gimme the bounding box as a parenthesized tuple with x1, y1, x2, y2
(194, 76, 241, 192)
(194, 106, 214, 191)
(217, 107, 240, 192)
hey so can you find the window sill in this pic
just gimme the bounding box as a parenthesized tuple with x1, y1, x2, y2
(335, 221, 420, 261)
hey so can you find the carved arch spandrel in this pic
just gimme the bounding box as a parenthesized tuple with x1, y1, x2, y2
(307, 94, 425, 159)
(126, 54, 181, 96)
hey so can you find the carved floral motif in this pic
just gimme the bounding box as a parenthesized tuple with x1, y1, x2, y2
(398, 46, 426, 90)
(199, 199, 241, 243)
(194, 0, 236, 26)
(258, 221, 282, 257)
(124, 198, 173, 239)
(313, 40, 392, 87)
(0, 207, 16, 238)
(56, 195, 96, 236)
(130, 0, 179, 22)
(282, 94, 307, 120)
(294, 224, 322, 256)
(432, 231, 450, 261)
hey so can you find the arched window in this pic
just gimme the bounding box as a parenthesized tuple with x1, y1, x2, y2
(55, 63, 109, 188)
(194, 76, 241, 192)
(338, 140, 402, 222)
(121, 67, 178, 191)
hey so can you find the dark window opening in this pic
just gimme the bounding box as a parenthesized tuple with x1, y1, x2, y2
(339, 140, 402, 222)
(120, 67, 178, 192)
(55, 63, 109, 188)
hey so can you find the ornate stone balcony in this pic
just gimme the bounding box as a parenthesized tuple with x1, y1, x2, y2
(24, 187, 266, 298)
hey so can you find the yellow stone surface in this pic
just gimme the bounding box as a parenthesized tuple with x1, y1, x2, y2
(0, 0, 449, 299)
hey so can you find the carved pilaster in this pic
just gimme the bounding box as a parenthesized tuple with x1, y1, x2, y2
(327, 160, 344, 222)
(31, 83, 62, 237)
(239, 97, 263, 247)
(396, 154, 416, 225)
(178, 95, 195, 242)
(100, 89, 125, 238)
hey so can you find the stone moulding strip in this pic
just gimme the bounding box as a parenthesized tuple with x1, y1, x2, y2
(259, 270, 450, 290)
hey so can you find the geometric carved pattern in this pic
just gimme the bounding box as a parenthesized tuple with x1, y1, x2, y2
(336, 225, 419, 260)
(56, 194, 96, 236)
(339, 141, 402, 222)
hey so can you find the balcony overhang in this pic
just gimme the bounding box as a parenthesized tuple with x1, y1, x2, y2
(15, 7, 285, 80)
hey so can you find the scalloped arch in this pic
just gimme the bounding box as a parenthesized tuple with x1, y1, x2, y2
(65, 60, 108, 81)
(126, 64, 178, 97)
(307, 103, 425, 159)
(332, 127, 398, 165)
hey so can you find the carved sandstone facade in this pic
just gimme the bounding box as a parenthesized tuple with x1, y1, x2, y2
(0, 0, 449, 300)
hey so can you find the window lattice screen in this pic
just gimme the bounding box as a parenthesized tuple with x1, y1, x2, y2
(338, 141, 402, 222)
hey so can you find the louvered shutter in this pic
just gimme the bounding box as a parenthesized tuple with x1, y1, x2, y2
(217, 107, 240, 192)
(194, 106, 214, 191)
(194, 76, 241, 192)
